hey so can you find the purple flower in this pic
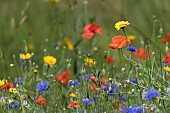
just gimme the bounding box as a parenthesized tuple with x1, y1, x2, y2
(126, 46, 137, 52)
(145, 89, 160, 101)
(14, 77, 23, 87)
(103, 84, 119, 96)
(7, 103, 19, 109)
(120, 106, 146, 113)
(82, 98, 92, 105)
(68, 80, 80, 87)
(7, 104, 12, 108)
(37, 82, 50, 92)
(131, 78, 137, 84)
(120, 95, 126, 102)
(167, 63, 170, 67)
(14, 104, 19, 108)
(93, 95, 97, 101)
(82, 74, 93, 80)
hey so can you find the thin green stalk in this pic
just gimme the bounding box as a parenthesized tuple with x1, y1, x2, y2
(0, 49, 6, 79)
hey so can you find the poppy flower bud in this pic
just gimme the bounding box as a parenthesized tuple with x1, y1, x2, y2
(159, 28, 163, 35)
(165, 43, 169, 53)
(102, 69, 106, 75)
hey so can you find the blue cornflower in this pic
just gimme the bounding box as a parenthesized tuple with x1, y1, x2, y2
(82, 74, 93, 80)
(37, 82, 50, 92)
(14, 104, 19, 108)
(93, 95, 97, 101)
(120, 106, 146, 113)
(145, 89, 160, 101)
(115, 84, 119, 92)
(7, 104, 12, 108)
(14, 77, 23, 87)
(68, 80, 80, 87)
(120, 95, 126, 102)
(131, 78, 137, 84)
(82, 98, 92, 105)
(126, 46, 137, 52)
(103, 84, 119, 96)
(7, 103, 19, 109)
(167, 63, 170, 67)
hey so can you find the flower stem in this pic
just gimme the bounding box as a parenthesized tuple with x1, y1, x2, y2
(122, 28, 128, 40)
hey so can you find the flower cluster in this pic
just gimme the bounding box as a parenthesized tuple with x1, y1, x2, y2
(120, 106, 146, 113)
(82, 98, 92, 105)
(68, 100, 80, 108)
(103, 84, 119, 96)
(7, 103, 19, 109)
(68, 80, 80, 87)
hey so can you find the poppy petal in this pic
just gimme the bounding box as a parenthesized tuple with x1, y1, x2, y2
(95, 28, 102, 34)
(84, 24, 92, 32)
(82, 32, 94, 39)
(112, 35, 125, 43)
(117, 40, 127, 48)
(109, 43, 119, 49)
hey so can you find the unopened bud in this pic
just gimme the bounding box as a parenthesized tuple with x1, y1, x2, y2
(67, 63, 71, 69)
(159, 28, 163, 35)
(102, 69, 106, 75)
(81, 68, 86, 74)
(165, 43, 169, 53)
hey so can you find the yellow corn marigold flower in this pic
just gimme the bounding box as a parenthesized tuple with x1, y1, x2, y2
(108, 78, 112, 81)
(34, 69, 38, 73)
(114, 21, 130, 30)
(64, 38, 74, 51)
(84, 57, 96, 67)
(44, 56, 57, 66)
(20, 53, 32, 60)
(127, 35, 136, 40)
(0, 79, 8, 87)
(9, 88, 18, 94)
(93, 47, 98, 51)
(164, 66, 170, 72)
(69, 93, 76, 98)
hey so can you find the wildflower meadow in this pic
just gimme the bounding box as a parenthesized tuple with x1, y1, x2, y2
(0, 0, 170, 113)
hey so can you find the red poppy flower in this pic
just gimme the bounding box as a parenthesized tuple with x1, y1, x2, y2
(0, 82, 14, 90)
(133, 48, 151, 60)
(100, 78, 106, 88)
(88, 83, 97, 93)
(164, 52, 170, 63)
(56, 70, 70, 84)
(68, 100, 80, 108)
(82, 23, 102, 39)
(36, 96, 46, 106)
(109, 35, 131, 49)
(161, 33, 170, 43)
(100, 78, 106, 83)
(106, 56, 114, 64)
(89, 76, 96, 84)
